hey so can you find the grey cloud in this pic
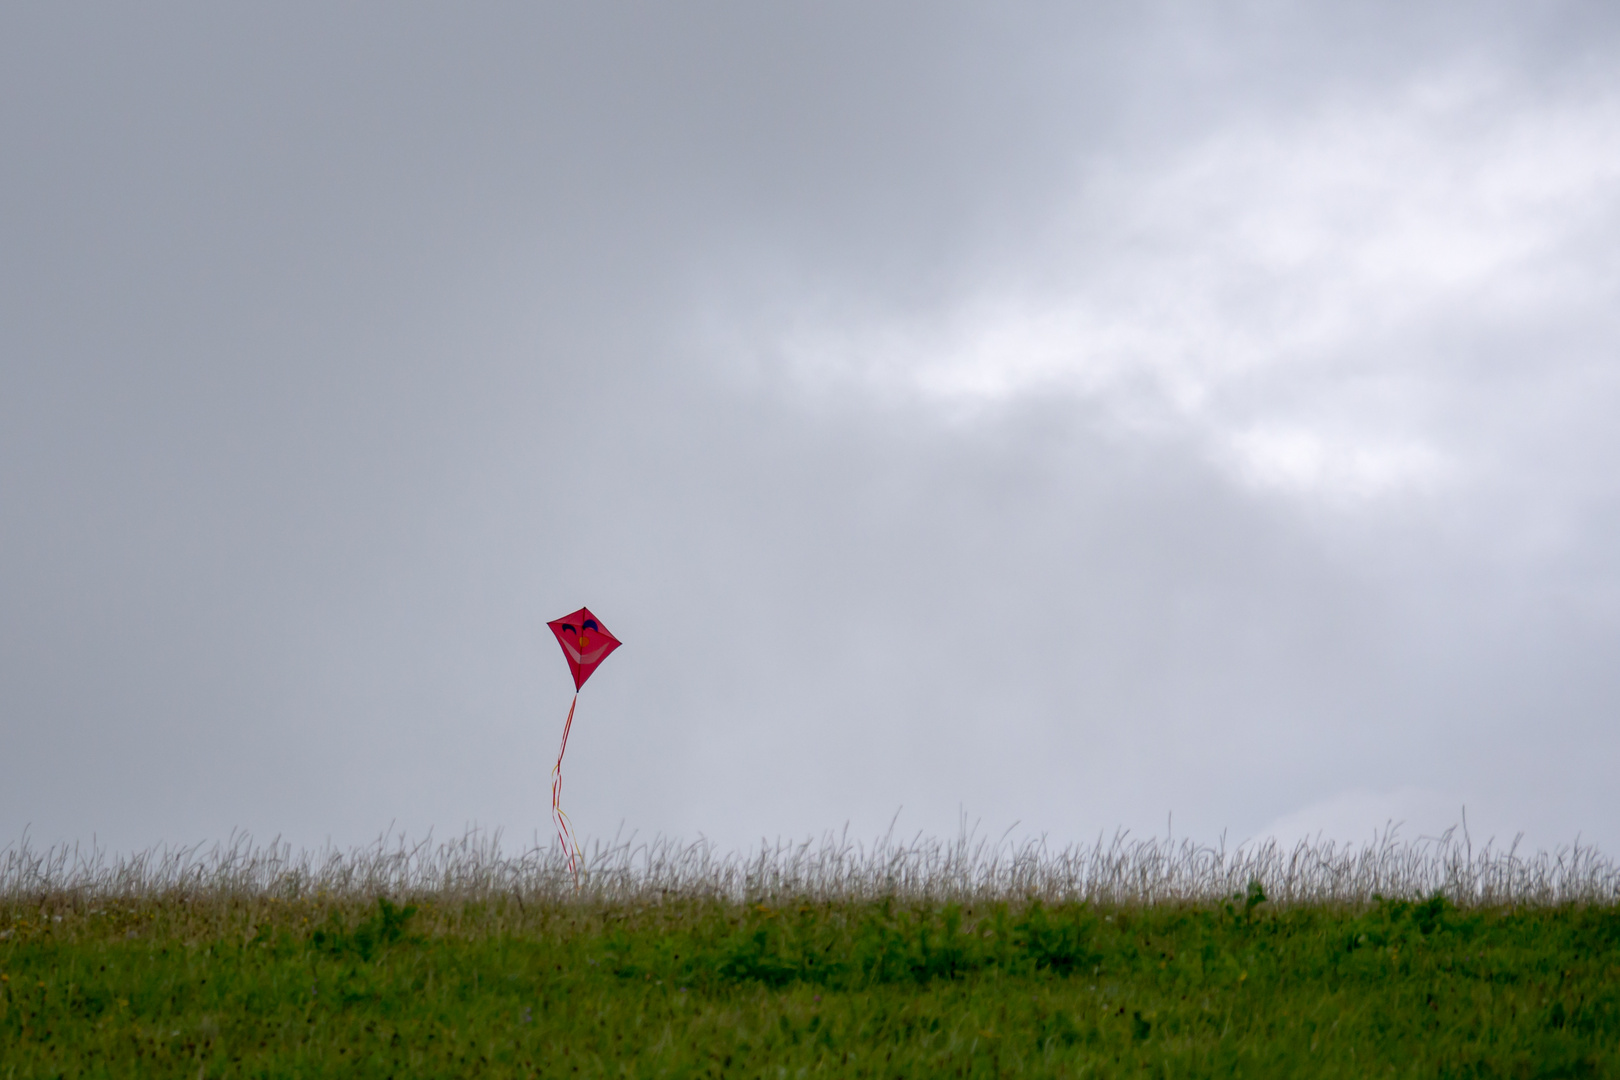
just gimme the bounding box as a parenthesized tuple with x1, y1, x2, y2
(3, 3, 1618, 856)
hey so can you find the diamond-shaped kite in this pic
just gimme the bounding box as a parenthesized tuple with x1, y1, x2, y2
(545, 607, 621, 883)
(548, 607, 622, 692)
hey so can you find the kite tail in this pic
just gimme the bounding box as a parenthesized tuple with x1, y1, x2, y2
(551, 693, 583, 886)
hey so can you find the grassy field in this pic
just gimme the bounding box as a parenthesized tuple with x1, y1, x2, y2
(4, 886, 1619, 1078)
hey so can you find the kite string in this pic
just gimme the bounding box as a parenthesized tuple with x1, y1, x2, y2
(551, 693, 582, 886)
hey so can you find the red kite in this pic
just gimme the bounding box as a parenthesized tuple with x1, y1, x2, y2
(545, 607, 621, 883)
(548, 607, 622, 692)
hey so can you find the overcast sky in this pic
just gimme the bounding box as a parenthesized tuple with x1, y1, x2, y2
(4, 3, 1619, 857)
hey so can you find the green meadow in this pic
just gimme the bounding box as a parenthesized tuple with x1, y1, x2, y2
(4, 887, 1618, 1078)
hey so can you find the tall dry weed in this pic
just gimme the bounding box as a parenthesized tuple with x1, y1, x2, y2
(3, 822, 1614, 908)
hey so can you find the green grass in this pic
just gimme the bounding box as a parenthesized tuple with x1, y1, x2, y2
(4, 889, 1618, 1078)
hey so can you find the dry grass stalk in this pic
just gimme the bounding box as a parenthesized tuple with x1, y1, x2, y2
(3, 824, 1614, 908)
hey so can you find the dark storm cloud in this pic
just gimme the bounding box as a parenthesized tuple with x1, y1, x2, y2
(3, 3, 1619, 854)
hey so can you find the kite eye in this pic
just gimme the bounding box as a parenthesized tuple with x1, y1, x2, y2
(582, 619, 598, 631)
(560, 624, 576, 634)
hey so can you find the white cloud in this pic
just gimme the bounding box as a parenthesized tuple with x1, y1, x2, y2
(1224, 426, 1450, 500)
(749, 66, 1620, 504)
(1252, 786, 1468, 848)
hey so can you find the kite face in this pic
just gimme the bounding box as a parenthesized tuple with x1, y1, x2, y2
(547, 606, 621, 691)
